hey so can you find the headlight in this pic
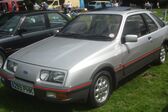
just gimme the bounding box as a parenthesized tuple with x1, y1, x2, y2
(40, 70, 65, 84)
(6, 60, 18, 73)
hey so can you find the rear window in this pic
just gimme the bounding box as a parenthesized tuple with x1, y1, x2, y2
(150, 13, 165, 28)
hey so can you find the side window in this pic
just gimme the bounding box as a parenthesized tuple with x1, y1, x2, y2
(48, 13, 67, 28)
(21, 14, 46, 33)
(142, 14, 158, 32)
(150, 13, 165, 27)
(123, 14, 148, 37)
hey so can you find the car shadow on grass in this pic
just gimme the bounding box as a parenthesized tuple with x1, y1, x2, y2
(117, 65, 151, 88)
(0, 86, 93, 112)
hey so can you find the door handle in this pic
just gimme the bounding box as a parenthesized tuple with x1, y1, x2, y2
(148, 37, 152, 40)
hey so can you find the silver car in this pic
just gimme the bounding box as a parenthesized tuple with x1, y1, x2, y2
(0, 8, 168, 107)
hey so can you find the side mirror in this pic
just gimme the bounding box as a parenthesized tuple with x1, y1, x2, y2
(125, 34, 138, 43)
(17, 29, 26, 35)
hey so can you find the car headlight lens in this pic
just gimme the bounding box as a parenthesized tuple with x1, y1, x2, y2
(6, 60, 18, 73)
(40, 70, 65, 84)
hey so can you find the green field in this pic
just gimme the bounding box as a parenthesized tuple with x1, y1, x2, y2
(0, 9, 168, 112)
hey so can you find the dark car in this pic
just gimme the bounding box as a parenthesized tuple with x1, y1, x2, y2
(0, 10, 69, 68)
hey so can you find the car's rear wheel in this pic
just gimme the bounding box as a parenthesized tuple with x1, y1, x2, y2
(156, 45, 167, 64)
(88, 70, 113, 107)
(0, 51, 5, 68)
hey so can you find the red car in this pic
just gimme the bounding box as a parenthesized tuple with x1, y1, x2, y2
(0, 0, 26, 13)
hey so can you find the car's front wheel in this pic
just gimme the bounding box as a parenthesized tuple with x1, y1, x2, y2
(88, 70, 113, 107)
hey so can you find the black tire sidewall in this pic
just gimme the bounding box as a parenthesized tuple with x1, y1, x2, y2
(88, 70, 113, 107)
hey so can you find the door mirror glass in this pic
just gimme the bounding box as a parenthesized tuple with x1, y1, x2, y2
(125, 34, 138, 42)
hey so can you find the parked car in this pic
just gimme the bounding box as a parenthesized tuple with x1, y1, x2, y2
(0, 0, 27, 13)
(0, 10, 69, 68)
(88, 1, 112, 10)
(0, 8, 168, 107)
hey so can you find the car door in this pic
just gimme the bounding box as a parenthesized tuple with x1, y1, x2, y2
(141, 13, 162, 51)
(121, 14, 154, 77)
(18, 13, 52, 48)
(47, 12, 68, 32)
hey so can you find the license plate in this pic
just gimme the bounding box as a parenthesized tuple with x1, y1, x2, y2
(11, 80, 34, 96)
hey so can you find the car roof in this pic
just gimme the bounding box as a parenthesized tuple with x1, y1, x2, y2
(87, 7, 151, 15)
(4, 10, 60, 16)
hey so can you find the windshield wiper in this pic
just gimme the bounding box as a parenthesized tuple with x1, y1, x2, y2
(84, 34, 113, 41)
(55, 33, 113, 41)
(55, 32, 83, 38)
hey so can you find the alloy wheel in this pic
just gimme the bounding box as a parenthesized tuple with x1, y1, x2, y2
(160, 46, 166, 63)
(94, 75, 110, 104)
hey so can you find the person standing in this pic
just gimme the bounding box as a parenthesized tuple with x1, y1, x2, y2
(34, 3, 41, 10)
(41, 2, 48, 10)
(157, 0, 160, 8)
(113, 0, 119, 7)
(67, 1, 72, 12)
(12, 1, 17, 13)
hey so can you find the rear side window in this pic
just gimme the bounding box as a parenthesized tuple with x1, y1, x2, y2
(142, 14, 158, 33)
(150, 13, 165, 27)
(21, 14, 46, 33)
(48, 13, 67, 28)
(123, 14, 148, 37)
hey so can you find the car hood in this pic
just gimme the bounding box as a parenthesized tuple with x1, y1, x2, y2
(10, 36, 111, 70)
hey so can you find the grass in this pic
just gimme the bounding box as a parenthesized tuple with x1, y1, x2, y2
(153, 9, 168, 22)
(0, 9, 168, 112)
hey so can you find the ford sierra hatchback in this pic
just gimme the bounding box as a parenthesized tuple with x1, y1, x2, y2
(0, 8, 168, 107)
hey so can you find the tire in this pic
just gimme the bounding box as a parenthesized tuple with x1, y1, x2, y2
(0, 51, 5, 68)
(88, 70, 113, 107)
(156, 45, 167, 64)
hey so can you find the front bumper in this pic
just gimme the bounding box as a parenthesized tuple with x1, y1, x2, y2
(0, 70, 91, 102)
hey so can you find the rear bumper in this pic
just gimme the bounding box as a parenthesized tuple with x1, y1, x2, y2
(0, 70, 91, 103)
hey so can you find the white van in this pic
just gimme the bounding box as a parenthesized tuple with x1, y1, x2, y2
(47, 0, 61, 10)
(88, 1, 112, 10)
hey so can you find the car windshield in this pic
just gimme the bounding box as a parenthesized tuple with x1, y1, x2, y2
(58, 14, 122, 41)
(0, 15, 21, 34)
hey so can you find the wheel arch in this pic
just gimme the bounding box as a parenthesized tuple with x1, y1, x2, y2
(90, 63, 117, 89)
(162, 39, 168, 49)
